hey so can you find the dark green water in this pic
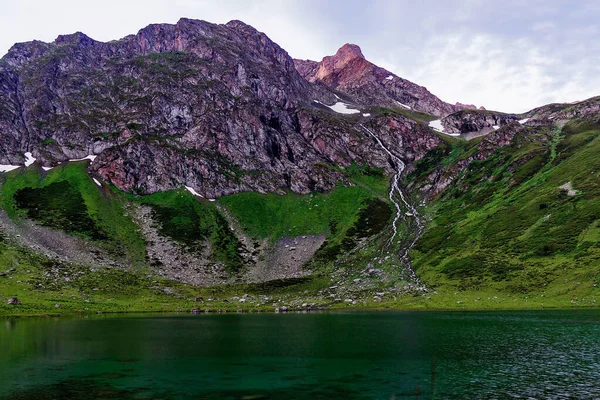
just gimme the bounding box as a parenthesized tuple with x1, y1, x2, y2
(1, 311, 600, 399)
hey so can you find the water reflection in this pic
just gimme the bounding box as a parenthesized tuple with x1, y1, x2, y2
(1, 311, 599, 399)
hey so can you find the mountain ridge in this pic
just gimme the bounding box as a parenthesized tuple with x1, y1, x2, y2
(293, 42, 480, 117)
(1, 18, 600, 315)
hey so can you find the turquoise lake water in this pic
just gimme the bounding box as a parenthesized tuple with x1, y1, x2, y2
(1, 310, 599, 399)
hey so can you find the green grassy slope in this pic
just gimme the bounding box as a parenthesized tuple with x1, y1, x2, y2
(409, 120, 600, 308)
(4, 117, 600, 316)
(218, 166, 388, 241)
(0, 162, 146, 266)
(0, 162, 399, 316)
(132, 190, 245, 273)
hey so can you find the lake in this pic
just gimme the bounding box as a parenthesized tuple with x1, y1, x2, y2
(1, 310, 599, 399)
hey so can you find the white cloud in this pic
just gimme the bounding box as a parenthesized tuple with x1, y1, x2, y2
(375, 32, 600, 113)
(531, 21, 556, 31)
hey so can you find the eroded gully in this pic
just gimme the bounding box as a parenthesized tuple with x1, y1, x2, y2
(360, 124, 425, 284)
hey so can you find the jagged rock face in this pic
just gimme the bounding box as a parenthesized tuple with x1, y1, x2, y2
(294, 43, 466, 117)
(454, 102, 485, 111)
(525, 96, 600, 125)
(0, 19, 319, 165)
(0, 20, 446, 197)
(441, 110, 519, 135)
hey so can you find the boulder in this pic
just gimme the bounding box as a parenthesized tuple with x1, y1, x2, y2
(7, 297, 20, 305)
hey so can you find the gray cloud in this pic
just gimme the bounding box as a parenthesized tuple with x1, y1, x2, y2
(1, 0, 598, 112)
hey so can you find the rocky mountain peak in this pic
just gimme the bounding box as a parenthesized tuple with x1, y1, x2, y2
(54, 32, 96, 47)
(333, 43, 365, 61)
(294, 43, 464, 117)
(224, 19, 258, 32)
(312, 43, 367, 81)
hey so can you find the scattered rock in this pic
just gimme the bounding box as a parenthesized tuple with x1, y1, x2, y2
(7, 297, 20, 305)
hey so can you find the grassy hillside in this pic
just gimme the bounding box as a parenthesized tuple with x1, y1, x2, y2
(0, 162, 146, 266)
(409, 120, 600, 307)
(218, 165, 389, 241)
(3, 121, 600, 317)
(0, 161, 401, 316)
(132, 190, 245, 273)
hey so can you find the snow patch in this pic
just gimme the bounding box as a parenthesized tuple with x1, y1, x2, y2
(24, 152, 36, 167)
(362, 113, 371, 117)
(209, 199, 216, 202)
(70, 155, 97, 163)
(429, 119, 444, 132)
(429, 119, 460, 137)
(519, 118, 530, 124)
(42, 166, 53, 171)
(0, 165, 20, 173)
(93, 178, 102, 187)
(396, 101, 411, 110)
(314, 100, 360, 114)
(492, 125, 500, 130)
(327, 101, 361, 114)
(385, 75, 394, 80)
(185, 186, 203, 198)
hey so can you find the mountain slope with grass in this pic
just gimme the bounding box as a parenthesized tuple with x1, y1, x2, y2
(407, 104, 600, 307)
(0, 18, 599, 315)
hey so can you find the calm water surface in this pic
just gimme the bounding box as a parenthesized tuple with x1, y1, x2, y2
(1, 310, 599, 399)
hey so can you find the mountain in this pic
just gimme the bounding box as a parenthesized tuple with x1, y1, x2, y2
(1, 18, 599, 315)
(0, 19, 443, 199)
(294, 43, 478, 117)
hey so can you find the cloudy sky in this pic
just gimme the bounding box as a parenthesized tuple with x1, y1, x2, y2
(1, 0, 599, 112)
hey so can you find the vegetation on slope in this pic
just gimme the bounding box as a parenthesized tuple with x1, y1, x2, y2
(133, 190, 244, 273)
(4, 121, 600, 317)
(409, 119, 600, 307)
(218, 164, 393, 266)
(0, 162, 146, 266)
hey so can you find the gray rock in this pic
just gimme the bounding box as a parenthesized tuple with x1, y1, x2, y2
(7, 297, 20, 305)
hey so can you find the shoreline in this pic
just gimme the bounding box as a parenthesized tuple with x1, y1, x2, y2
(3, 303, 600, 319)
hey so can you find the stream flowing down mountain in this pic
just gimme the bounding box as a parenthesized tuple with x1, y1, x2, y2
(359, 124, 424, 284)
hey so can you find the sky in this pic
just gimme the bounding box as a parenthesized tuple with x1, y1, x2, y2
(1, 0, 599, 113)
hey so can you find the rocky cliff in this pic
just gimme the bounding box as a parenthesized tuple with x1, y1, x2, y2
(0, 19, 447, 198)
(441, 109, 520, 136)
